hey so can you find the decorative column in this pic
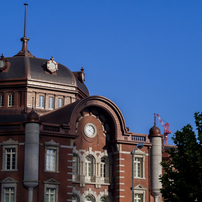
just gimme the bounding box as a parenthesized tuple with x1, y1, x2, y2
(23, 109, 40, 202)
(149, 124, 163, 202)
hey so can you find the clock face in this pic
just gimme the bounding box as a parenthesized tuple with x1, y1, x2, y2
(84, 123, 97, 138)
(0, 60, 5, 68)
(48, 62, 56, 70)
(47, 59, 58, 73)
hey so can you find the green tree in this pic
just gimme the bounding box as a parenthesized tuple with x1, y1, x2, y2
(160, 112, 202, 202)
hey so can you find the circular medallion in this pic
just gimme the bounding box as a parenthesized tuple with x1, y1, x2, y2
(84, 123, 97, 138)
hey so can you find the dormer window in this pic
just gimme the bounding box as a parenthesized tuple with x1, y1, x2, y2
(8, 94, 14, 107)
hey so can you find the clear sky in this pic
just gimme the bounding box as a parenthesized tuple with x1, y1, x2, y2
(1, 0, 202, 145)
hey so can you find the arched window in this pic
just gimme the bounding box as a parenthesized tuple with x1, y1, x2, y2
(85, 155, 95, 182)
(72, 194, 79, 202)
(72, 154, 79, 181)
(100, 157, 109, 183)
(85, 195, 95, 202)
(100, 196, 109, 202)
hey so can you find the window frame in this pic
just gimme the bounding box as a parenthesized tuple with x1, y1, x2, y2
(44, 141, 59, 173)
(48, 97, 54, 109)
(134, 194, 143, 202)
(44, 179, 60, 202)
(72, 154, 80, 181)
(8, 94, 14, 107)
(58, 98, 63, 108)
(2, 142, 18, 172)
(1, 177, 17, 202)
(0, 94, 4, 107)
(72, 194, 79, 202)
(84, 195, 95, 202)
(133, 184, 147, 202)
(46, 187, 56, 202)
(100, 196, 109, 202)
(39, 95, 45, 108)
(85, 155, 95, 182)
(134, 157, 143, 178)
(100, 157, 109, 183)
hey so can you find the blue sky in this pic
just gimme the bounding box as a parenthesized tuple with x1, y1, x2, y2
(1, 0, 202, 144)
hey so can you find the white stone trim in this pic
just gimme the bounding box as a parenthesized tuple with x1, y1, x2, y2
(117, 195, 125, 198)
(116, 164, 124, 167)
(60, 145, 74, 149)
(72, 147, 111, 184)
(116, 158, 124, 161)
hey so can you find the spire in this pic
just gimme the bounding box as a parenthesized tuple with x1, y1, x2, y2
(14, 3, 35, 57)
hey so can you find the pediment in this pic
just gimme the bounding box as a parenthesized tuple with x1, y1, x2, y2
(1, 177, 18, 184)
(135, 149, 148, 156)
(44, 178, 60, 185)
(3, 138, 18, 145)
(44, 140, 59, 146)
(134, 184, 147, 190)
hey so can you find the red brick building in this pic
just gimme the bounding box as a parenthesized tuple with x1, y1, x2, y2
(0, 5, 171, 202)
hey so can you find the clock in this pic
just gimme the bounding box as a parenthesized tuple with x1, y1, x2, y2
(47, 56, 58, 73)
(0, 54, 8, 71)
(0, 60, 5, 68)
(84, 123, 97, 138)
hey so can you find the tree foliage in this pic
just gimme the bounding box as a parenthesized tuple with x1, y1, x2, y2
(160, 112, 202, 202)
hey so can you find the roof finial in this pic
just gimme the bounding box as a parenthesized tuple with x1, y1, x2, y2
(154, 113, 156, 126)
(14, 3, 35, 57)
(24, 3, 28, 38)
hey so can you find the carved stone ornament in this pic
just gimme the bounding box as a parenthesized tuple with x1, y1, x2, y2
(47, 56, 58, 73)
(0, 54, 9, 71)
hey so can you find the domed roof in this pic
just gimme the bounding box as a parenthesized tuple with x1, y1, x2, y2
(26, 108, 40, 122)
(149, 124, 162, 138)
(149, 125, 161, 136)
(0, 55, 89, 96)
(0, 3, 89, 97)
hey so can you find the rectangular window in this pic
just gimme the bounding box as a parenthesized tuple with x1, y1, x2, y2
(134, 157, 143, 178)
(49, 97, 54, 109)
(85, 160, 92, 177)
(5, 148, 16, 170)
(46, 188, 56, 202)
(46, 149, 56, 171)
(39, 95, 44, 108)
(73, 155, 79, 176)
(4, 188, 14, 202)
(85, 156, 94, 182)
(58, 98, 63, 108)
(100, 161, 106, 177)
(134, 194, 143, 202)
(0, 94, 4, 107)
(8, 94, 14, 107)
